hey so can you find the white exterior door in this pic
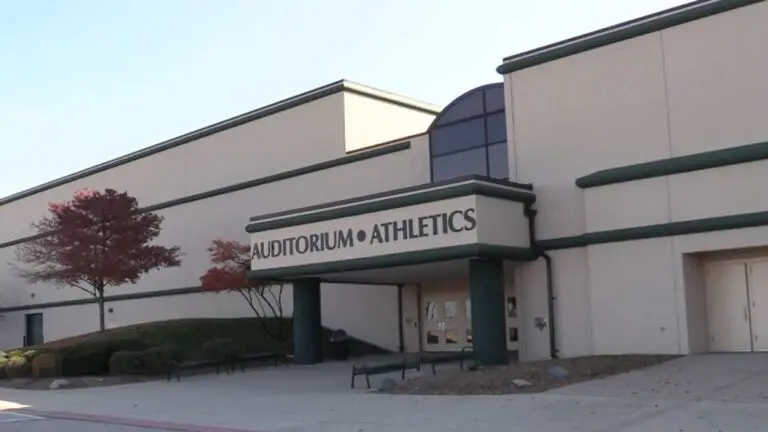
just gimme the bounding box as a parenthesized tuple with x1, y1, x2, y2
(422, 293, 470, 351)
(706, 262, 752, 352)
(748, 261, 768, 351)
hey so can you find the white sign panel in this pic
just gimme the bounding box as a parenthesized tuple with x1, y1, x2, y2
(250, 195, 479, 271)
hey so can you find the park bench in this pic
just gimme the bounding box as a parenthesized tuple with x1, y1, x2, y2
(231, 351, 284, 372)
(350, 356, 420, 389)
(417, 346, 476, 374)
(167, 358, 224, 382)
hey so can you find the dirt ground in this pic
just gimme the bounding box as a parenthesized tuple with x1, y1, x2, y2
(387, 355, 679, 395)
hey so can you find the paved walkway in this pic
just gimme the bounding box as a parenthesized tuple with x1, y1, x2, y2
(2, 354, 768, 431)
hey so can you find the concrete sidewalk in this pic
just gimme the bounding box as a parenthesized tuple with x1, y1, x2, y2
(2, 354, 768, 431)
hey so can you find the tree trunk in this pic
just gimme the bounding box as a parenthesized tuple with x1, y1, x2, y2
(97, 296, 106, 332)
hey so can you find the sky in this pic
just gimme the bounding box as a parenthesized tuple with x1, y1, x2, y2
(0, 0, 689, 199)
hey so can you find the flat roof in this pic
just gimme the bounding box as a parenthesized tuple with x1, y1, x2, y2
(496, 0, 763, 75)
(1, 80, 441, 207)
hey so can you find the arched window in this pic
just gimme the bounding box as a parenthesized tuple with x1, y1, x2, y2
(428, 83, 508, 182)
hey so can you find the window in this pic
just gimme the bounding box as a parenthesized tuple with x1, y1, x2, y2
(430, 117, 485, 156)
(431, 147, 487, 180)
(429, 83, 509, 182)
(486, 112, 506, 144)
(488, 142, 509, 179)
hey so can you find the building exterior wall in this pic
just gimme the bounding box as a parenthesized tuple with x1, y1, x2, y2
(0, 87, 435, 351)
(502, 1, 768, 358)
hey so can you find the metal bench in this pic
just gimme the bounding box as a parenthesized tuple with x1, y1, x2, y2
(417, 346, 476, 374)
(351, 356, 420, 389)
(232, 351, 283, 372)
(167, 359, 224, 382)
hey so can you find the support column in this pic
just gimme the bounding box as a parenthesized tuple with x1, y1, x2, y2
(469, 258, 508, 366)
(292, 278, 322, 365)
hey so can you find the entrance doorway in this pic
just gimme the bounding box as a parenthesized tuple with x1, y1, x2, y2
(705, 260, 768, 352)
(421, 287, 519, 352)
(24, 313, 44, 347)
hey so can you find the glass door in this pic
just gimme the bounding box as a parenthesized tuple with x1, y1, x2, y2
(422, 294, 470, 351)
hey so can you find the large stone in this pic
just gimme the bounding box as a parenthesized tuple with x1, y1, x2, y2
(512, 379, 533, 387)
(378, 378, 398, 391)
(49, 379, 72, 390)
(548, 365, 571, 380)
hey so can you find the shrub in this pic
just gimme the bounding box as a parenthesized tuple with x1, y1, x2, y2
(5, 356, 31, 378)
(31, 352, 63, 378)
(0, 351, 6, 358)
(0, 357, 8, 379)
(57, 338, 156, 376)
(108, 351, 145, 375)
(23, 350, 43, 360)
(142, 345, 183, 375)
(203, 338, 235, 362)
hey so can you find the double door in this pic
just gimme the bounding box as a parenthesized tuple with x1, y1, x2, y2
(706, 260, 768, 352)
(421, 289, 518, 352)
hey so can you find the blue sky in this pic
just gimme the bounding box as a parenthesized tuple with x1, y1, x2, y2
(1, 0, 688, 199)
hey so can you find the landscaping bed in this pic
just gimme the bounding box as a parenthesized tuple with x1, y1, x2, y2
(386, 354, 679, 395)
(0, 317, 387, 389)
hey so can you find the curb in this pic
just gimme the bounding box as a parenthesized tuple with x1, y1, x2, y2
(14, 409, 265, 432)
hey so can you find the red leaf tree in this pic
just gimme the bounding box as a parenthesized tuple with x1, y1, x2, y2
(12, 188, 183, 332)
(200, 239, 288, 343)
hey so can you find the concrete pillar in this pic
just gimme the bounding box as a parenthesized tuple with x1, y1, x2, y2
(469, 258, 508, 366)
(292, 278, 322, 364)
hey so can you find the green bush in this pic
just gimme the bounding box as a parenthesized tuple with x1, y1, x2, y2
(203, 338, 235, 362)
(31, 352, 62, 378)
(0, 351, 6, 358)
(57, 338, 156, 376)
(108, 351, 145, 375)
(23, 350, 43, 360)
(142, 345, 183, 375)
(0, 357, 8, 379)
(5, 356, 31, 378)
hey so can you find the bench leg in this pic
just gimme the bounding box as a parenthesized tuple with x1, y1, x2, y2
(365, 368, 371, 390)
(351, 371, 356, 389)
(431, 363, 436, 376)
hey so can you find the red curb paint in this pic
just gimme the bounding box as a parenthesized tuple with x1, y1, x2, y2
(13, 409, 265, 432)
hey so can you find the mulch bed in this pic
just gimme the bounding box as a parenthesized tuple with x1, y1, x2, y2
(386, 354, 679, 395)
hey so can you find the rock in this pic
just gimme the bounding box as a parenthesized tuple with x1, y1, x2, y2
(512, 379, 533, 387)
(548, 365, 571, 380)
(378, 378, 398, 391)
(49, 379, 71, 390)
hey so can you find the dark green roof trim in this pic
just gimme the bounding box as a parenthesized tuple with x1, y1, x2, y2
(0, 286, 202, 313)
(0, 80, 438, 208)
(575, 140, 768, 188)
(247, 244, 536, 280)
(249, 175, 533, 223)
(538, 210, 768, 251)
(496, 0, 762, 75)
(0, 141, 411, 249)
(246, 177, 536, 234)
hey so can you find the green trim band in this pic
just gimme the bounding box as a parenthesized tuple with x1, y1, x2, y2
(496, 0, 762, 75)
(576, 140, 768, 189)
(247, 244, 536, 280)
(538, 210, 768, 251)
(0, 286, 202, 314)
(246, 178, 536, 233)
(0, 142, 411, 249)
(0, 80, 438, 208)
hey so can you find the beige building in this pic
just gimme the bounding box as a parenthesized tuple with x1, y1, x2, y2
(2, 0, 768, 365)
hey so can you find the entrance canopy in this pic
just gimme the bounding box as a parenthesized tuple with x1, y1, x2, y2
(245, 175, 537, 283)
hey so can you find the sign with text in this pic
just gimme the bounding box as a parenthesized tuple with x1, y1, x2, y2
(250, 196, 481, 271)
